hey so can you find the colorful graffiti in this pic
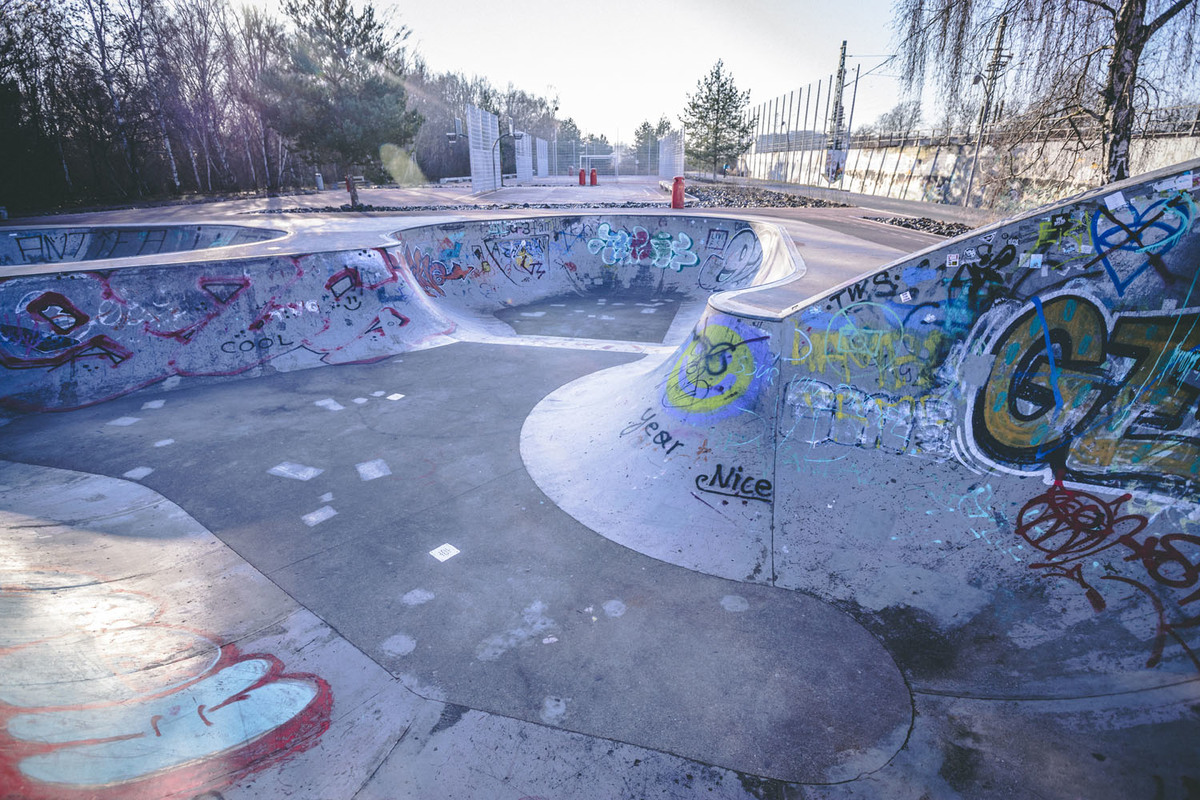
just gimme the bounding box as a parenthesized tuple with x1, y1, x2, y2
(485, 236, 550, 283)
(971, 293, 1200, 496)
(662, 314, 774, 421)
(3, 215, 773, 411)
(0, 247, 447, 410)
(0, 571, 331, 799)
(1089, 190, 1195, 296)
(783, 377, 955, 458)
(587, 223, 699, 272)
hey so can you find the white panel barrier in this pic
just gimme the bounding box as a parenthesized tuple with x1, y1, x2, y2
(467, 104, 500, 193)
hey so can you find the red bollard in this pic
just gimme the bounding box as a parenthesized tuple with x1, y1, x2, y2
(579, 168, 586, 186)
(590, 168, 598, 186)
(671, 176, 685, 209)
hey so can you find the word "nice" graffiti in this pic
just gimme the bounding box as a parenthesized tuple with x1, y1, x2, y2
(694, 463, 773, 503)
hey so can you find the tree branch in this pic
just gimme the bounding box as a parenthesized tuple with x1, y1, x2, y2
(1148, 0, 1196, 37)
(1074, 0, 1117, 17)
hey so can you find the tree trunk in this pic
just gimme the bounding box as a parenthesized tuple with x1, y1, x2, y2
(243, 130, 258, 190)
(1102, 0, 1149, 184)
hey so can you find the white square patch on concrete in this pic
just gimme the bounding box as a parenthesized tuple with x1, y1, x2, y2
(429, 543, 460, 562)
(269, 462, 324, 481)
(387, 393, 405, 401)
(302, 506, 337, 526)
(314, 398, 345, 411)
(356, 459, 391, 481)
(123, 466, 154, 480)
(141, 399, 166, 410)
(108, 417, 141, 426)
(154, 439, 175, 447)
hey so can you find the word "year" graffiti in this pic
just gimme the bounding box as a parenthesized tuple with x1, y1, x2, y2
(620, 408, 686, 455)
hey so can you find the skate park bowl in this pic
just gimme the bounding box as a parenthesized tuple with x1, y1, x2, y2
(1, 159, 1199, 799)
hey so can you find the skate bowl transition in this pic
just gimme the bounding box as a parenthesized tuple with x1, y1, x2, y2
(1, 158, 1199, 798)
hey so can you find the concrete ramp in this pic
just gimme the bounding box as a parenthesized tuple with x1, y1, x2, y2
(3, 165, 1200, 798)
(524, 159, 1200, 696)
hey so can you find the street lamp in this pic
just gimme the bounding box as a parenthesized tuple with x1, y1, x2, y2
(492, 131, 524, 191)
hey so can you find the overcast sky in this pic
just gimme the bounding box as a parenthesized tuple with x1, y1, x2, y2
(249, 0, 915, 143)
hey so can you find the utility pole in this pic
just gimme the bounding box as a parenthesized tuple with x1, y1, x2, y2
(840, 63, 860, 191)
(963, 14, 1009, 207)
(825, 40, 848, 183)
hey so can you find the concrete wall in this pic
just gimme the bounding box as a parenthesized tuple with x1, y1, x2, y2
(746, 135, 1200, 213)
(0, 225, 282, 266)
(525, 158, 1200, 690)
(0, 215, 796, 412)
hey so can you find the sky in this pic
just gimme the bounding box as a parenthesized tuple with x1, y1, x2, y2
(250, 0, 914, 144)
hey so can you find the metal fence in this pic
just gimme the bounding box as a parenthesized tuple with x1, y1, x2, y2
(658, 131, 685, 179)
(515, 132, 533, 183)
(467, 104, 500, 193)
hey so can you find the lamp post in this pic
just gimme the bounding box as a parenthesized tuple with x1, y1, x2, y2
(492, 131, 524, 191)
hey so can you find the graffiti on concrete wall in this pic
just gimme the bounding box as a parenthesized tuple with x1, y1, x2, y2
(698, 228, 763, 290)
(661, 312, 776, 422)
(587, 223, 699, 272)
(779, 179, 1200, 503)
(969, 293, 1200, 497)
(486, 235, 551, 283)
(0, 227, 281, 266)
(1014, 478, 1200, 670)
(0, 571, 331, 799)
(0, 247, 453, 410)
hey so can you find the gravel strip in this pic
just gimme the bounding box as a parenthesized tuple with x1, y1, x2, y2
(681, 184, 850, 209)
(864, 216, 974, 237)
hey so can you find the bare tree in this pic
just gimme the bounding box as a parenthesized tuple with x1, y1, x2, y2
(225, 5, 287, 191)
(894, 0, 1199, 184)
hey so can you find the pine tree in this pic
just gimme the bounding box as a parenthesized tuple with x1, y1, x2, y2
(680, 60, 756, 179)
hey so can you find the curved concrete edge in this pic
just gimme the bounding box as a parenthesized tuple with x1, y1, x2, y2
(0, 459, 848, 799)
(0, 224, 288, 276)
(521, 345, 779, 584)
(521, 158, 1200, 700)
